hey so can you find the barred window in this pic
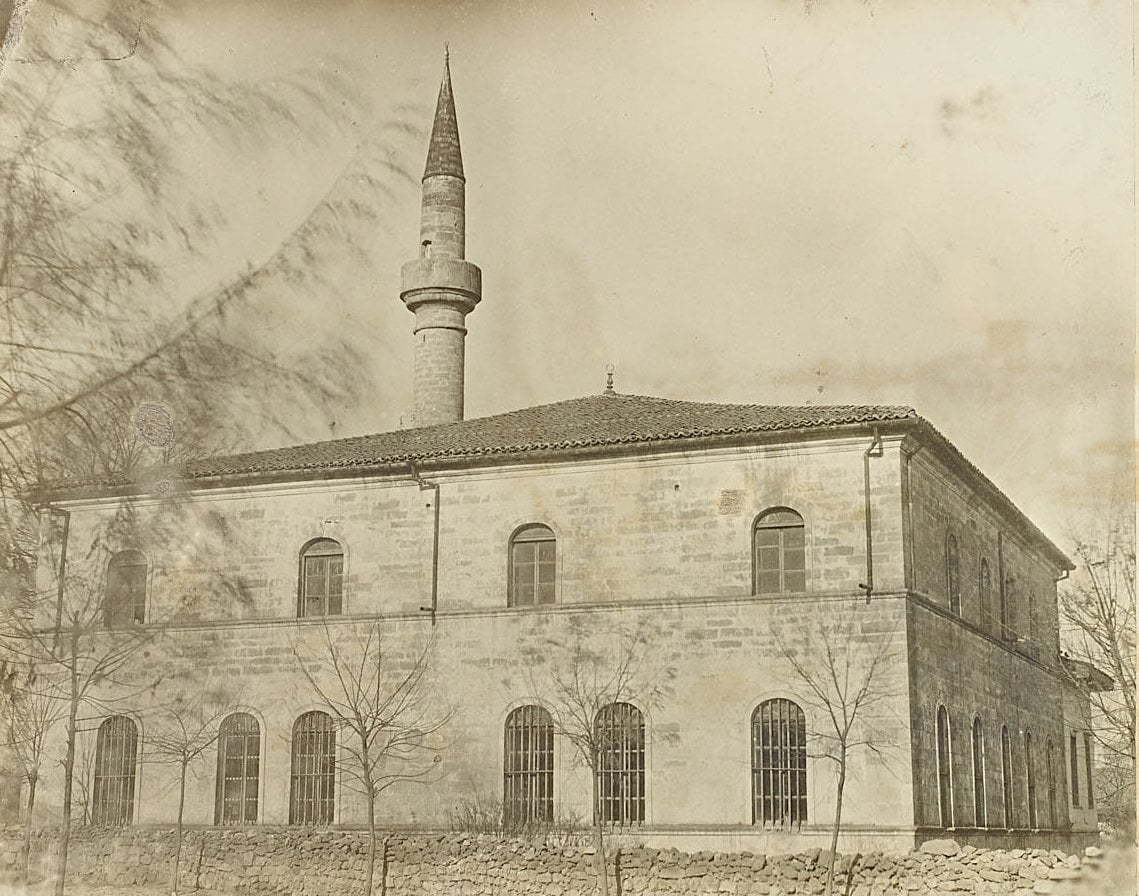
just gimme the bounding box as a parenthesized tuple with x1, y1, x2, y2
(509, 525, 556, 607)
(1068, 732, 1080, 807)
(215, 713, 260, 826)
(1046, 739, 1057, 828)
(594, 702, 644, 825)
(1083, 732, 1094, 809)
(299, 539, 343, 618)
(978, 559, 993, 632)
(1001, 725, 1014, 826)
(92, 716, 138, 825)
(105, 550, 146, 628)
(971, 716, 986, 828)
(754, 509, 806, 595)
(290, 711, 335, 825)
(752, 698, 807, 827)
(503, 705, 554, 826)
(1025, 731, 1038, 828)
(936, 706, 954, 828)
(946, 535, 961, 616)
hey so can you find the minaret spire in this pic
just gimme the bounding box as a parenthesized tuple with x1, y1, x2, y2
(400, 51, 482, 427)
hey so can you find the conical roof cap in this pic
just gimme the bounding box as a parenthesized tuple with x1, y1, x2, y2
(423, 51, 464, 180)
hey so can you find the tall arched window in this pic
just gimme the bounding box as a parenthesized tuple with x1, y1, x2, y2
(1000, 725, 1014, 827)
(594, 703, 645, 825)
(215, 713, 260, 825)
(1025, 731, 1038, 828)
(105, 550, 147, 628)
(504, 705, 554, 826)
(92, 716, 138, 825)
(936, 706, 954, 828)
(978, 559, 993, 632)
(754, 509, 806, 595)
(752, 699, 808, 827)
(290, 711, 335, 825)
(1045, 738, 1057, 828)
(946, 535, 961, 615)
(509, 525, 556, 607)
(299, 539, 343, 618)
(971, 716, 986, 828)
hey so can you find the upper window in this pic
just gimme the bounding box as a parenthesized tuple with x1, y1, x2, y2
(290, 711, 336, 825)
(299, 539, 343, 618)
(1001, 574, 1014, 641)
(1069, 732, 1080, 807)
(1045, 738, 1057, 828)
(1083, 732, 1094, 809)
(936, 705, 954, 828)
(754, 509, 806, 595)
(752, 698, 808, 827)
(594, 702, 645, 825)
(105, 550, 147, 628)
(92, 715, 139, 825)
(503, 705, 554, 827)
(971, 716, 986, 828)
(945, 535, 961, 616)
(216, 713, 260, 826)
(509, 525, 556, 607)
(978, 559, 993, 632)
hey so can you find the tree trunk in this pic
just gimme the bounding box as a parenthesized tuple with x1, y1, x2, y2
(591, 766, 609, 896)
(824, 751, 847, 896)
(172, 757, 188, 895)
(21, 771, 37, 884)
(365, 787, 377, 896)
(378, 834, 390, 896)
(53, 668, 80, 896)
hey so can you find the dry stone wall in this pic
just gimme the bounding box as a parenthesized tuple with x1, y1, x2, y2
(0, 829, 1118, 896)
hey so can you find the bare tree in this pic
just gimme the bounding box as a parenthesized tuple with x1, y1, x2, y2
(292, 622, 449, 896)
(144, 683, 232, 895)
(531, 626, 675, 896)
(774, 607, 901, 896)
(1060, 513, 1135, 833)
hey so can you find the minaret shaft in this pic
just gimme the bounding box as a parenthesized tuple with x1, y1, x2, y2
(400, 54, 481, 428)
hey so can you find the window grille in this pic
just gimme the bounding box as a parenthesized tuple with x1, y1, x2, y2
(1001, 725, 1014, 825)
(754, 509, 806, 595)
(503, 705, 554, 826)
(290, 711, 335, 824)
(936, 706, 954, 828)
(1025, 731, 1037, 828)
(92, 716, 138, 825)
(1083, 733, 1094, 808)
(215, 713, 260, 825)
(978, 559, 993, 632)
(751, 698, 807, 827)
(299, 539, 343, 618)
(971, 716, 986, 827)
(509, 525, 556, 606)
(1068, 733, 1080, 807)
(1045, 739, 1057, 828)
(105, 550, 146, 628)
(946, 535, 961, 615)
(594, 702, 645, 825)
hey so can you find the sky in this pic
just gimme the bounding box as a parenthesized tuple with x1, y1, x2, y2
(121, 0, 1134, 545)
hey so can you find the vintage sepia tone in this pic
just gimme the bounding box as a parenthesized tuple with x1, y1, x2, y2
(0, 2, 1133, 896)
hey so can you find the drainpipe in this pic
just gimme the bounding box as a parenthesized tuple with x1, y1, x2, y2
(408, 464, 439, 626)
(859, 428, 884, 604)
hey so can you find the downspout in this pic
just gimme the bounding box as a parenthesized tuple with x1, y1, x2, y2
(408, 464, 439, 626)
(859, 428, 884, 604)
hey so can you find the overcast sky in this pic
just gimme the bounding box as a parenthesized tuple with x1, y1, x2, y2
(152, 0, 1132, 546)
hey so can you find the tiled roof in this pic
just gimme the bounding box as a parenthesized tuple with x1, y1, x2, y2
(423, 55, 463, 180)
(176, 393, 918, 479)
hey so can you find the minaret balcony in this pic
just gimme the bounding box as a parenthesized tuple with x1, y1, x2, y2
(400, 257, 482, 313)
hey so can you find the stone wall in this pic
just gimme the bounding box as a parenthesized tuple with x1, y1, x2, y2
(0, 829, 1115, 896)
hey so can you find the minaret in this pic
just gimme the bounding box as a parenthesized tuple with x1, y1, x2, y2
(400, 50, 482, 427)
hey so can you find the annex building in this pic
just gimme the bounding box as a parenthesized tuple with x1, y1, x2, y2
(22, 58, 1104, 854)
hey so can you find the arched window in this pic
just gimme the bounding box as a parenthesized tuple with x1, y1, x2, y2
(1068, 732, 1080, 807)
(215, 713, 260, 825)
(978, 559, 993, 632)
(936, 706, 954, 828)
(509, 525, 556, 607)
(92, 716, 138, 825)
(754, 509, 806, 595)
(105, 550, 147, 628)
(299, 539, 343, 618)
(594, 702, 645, 825)
(946, 535, 961, 615)
(751, 699, 808, 827)
(971, 716, 986, 828)
(290, 711, 335, 825)
(503, 705, 554, 826)
(1025, 731, 1038, 828)
(1083, 732, 1094, 809)
(1001, 725, 1014, 826)
(1045, 738, 1057, 828)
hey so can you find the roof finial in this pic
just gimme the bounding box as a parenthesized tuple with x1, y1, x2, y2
(444, 42, 450, 66)
(604, 364, 615, 395)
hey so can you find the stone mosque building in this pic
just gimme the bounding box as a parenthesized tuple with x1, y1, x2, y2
(25, 58, 1105, 853)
